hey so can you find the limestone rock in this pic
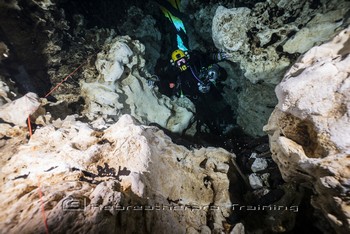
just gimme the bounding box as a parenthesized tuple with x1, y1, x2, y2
(95, 38, 133, 83)
(264, 27, 350, 233)
(213, 0, 349, 85)
(0, 114, 237, 233)
(212, 6, 252, 53)
(251, 158, 268, 173)
(231, 223, 245, 234)
(81, 36, 194, 134)
(283, 2, 350, 54)
(0, 92, 40, 126)
(248, 173, 264, 189)
(212, 0, 350, 137)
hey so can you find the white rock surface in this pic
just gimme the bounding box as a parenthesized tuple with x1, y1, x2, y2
(81, 36, 194, 133)
(264, 26, 350, 233)
(231, 223, 245, 234)
(283, 5, 349, 54)
(251, 158, 268, 173)
(211, 0, 350, 136)
(212, 6, 252, 53)
(0, 92, 40, 126)
(248, 173, 264, 189)
(95, 39, 133, 83)
(212, 0, 350, 85)
(0, 114, 236, 233)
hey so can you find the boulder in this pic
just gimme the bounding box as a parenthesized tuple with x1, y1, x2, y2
(0, 92, 40, 126)
(81, 36, 195, 134)
(264, 26, 350, 233)
(0, 114, 237, 233)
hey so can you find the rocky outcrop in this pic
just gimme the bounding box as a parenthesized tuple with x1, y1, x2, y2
(264, 27, 350, 233)
(210, 0, 350, 136)
(213, 0, 349, 85)
(81, 36, 195, 133)
(0, 114, 236, 233)
(0, 92, 40, 126)
(1, 0, 194, 134)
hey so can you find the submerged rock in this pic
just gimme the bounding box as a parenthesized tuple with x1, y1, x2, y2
(0, 92, 40, 126)
(211, 0, 350, 136)
(0, 114, 237, 233)
(0, 1, 348, 233)
(248, 173, 264, 189)
(264, 26, 350, 233)
(81, 36, 195, 134)
(251, 157, 268, 173)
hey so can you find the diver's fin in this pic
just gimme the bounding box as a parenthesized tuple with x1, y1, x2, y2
(156, 0, 189, 50)
(155, 0, 188, 21)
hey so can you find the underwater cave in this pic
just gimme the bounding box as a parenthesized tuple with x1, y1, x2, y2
(0, 0, 349, 233)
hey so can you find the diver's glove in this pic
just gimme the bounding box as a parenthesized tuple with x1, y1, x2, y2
(198, 82, 210, 93)
(147, 79, 155, 87)
(212, 51, 232, 61)
(147, 75, 160, 87)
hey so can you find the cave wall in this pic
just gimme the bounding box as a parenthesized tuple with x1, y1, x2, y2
(214, 0, 349, 137)
(0, 0, 55, 96)
(0, 1, 350, 233)
(183, 0, 350, 137)
(1, 0, 349, 138)
(264, 26, 350, 234)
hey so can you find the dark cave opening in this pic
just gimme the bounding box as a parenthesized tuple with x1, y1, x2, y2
(57, 0, 147, 30)
(0, 5, 52, 97)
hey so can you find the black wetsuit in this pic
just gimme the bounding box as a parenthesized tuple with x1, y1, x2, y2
(157, 50, 225, 102)
(156, 50, 231, 135)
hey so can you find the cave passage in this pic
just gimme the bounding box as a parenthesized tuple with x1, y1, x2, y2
(1, 1, 332, 233)
(56, 0, 253, 154)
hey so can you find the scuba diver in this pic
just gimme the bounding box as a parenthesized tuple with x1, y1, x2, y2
(153, 0, 234, 135)
(153, 0, 231, 101)
(153, 47, 233, 136)
(156, 48, 229, 102)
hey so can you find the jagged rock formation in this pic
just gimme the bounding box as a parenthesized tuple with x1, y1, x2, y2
(2, 0, 349, 138)
(1, 1, 350, 233)
(213, 0, 350, 85)
(0, 0, 195, 134)
(0, 92, 40, 126)
(264, 27, 350, 233)
(0, 77, 10, 105)
(81, 36, 195, 133)
(210, 0, 350, 136)
(0, 114, 236, 233)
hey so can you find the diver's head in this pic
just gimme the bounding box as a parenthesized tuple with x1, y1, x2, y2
(170, 49, 189, 71)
